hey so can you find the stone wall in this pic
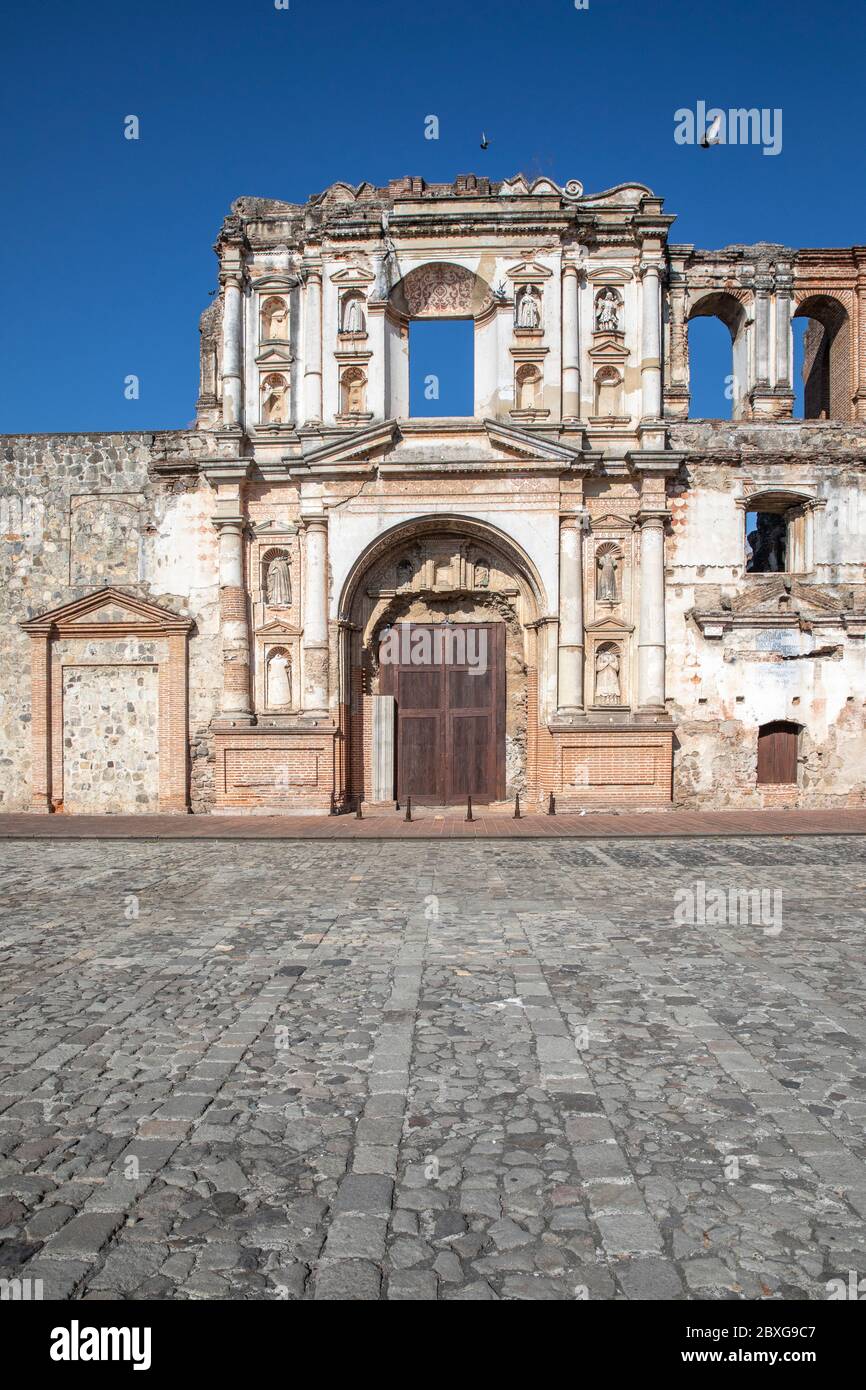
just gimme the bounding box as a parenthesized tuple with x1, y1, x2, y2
(0, 432, 221, 812)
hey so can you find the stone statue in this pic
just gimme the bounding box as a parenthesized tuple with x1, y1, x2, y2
(266, 555, 292, 606)
(342, 297, 364, 333)
(262, 376, 287, 424)
(475, 560, 490, 589)
(595, 648, 621, 703)
(397, 558, 414, 589)
(517, 285, 542, 329)
(596, 551, 619, 602)
(263, 298, 288, 341)
(596, 288, 621, 333)
(268, 652, 292, 707)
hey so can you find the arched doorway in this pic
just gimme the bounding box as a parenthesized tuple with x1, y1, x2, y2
(337, 517, 546, 807)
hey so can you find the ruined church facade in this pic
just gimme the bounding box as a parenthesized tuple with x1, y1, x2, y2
(2, 174, 864, 815)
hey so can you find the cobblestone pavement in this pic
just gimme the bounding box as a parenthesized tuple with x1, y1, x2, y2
(1, 835, 865, 1302)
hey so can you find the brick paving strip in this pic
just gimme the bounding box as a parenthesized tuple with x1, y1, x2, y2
(1, 809, 866, 840)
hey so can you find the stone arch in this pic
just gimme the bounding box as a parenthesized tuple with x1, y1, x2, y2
(389, 262, 495, 321)
(687, 290, 749, 419)
(792, 293, 851, 421)
(337, 516, 548, 805)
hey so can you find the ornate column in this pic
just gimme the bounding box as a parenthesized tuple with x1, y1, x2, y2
(303, 262, 323, 425)
(302, 515, 329, 716)
(637, 513, 666, 711)
(557, 512, 585, 713)
(665, 271, 691, 419)
(561, 261, 581, 420)
(640, 259, 663, 420)
(220, 274, 243, 428)
(214, 518, 252, 717)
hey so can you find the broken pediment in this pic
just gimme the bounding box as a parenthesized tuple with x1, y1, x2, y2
(20, 587, 193, 639)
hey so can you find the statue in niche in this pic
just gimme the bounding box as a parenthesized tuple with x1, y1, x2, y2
(596, 549, 620, 602)
(475, 559, 490, 589)
(262, 297, 288, 341)
(342, 296, 365, 334)
(341, 367, 366, 415)
(517, 285, 542, 329)
(595, 645, 621, 703)
(267, 651, 292, 708)
(397, 558, 414, 590)
(262, 374, 287, 424)
(266, 555, 292, 606)
(595, 288, 621, 333)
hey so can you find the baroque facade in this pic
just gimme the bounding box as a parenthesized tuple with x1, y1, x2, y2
(2, 172, 865, 815)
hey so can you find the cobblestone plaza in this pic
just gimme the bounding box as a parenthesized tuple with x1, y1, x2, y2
(1, 833, 865, 1301)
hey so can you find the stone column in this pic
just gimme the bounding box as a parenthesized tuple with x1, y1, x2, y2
(304, 264, 323, 425)
(561, 262, 581, 420)
(215, 519, 251, 716)
(775, 283, 791, 388)
(557, 513, 585, 713)
(637, 514, 666, 710)
(640, 261, 662, 420)
(221, 274, 243, 428)
(302, 516, 329, 715)
(754, 278, 771, 386)
(665, 281, 690, 418)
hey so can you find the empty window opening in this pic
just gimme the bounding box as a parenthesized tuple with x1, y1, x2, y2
(686, 292, 748, 420)
(792, 295, 850, 421)
(409, 320, 474, 417)
(757, 721, 799, 785)
(745, 494, 808, 573)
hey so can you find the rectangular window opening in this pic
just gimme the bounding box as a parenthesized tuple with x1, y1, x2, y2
(409, 319, 474, 418)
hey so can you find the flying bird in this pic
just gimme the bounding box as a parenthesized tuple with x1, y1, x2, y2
(699, 113, 723, 148)
(480, 132, 489, 150)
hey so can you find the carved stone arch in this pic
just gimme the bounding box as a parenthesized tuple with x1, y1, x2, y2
(389, 262, 494, 320)
(338, 516, 549, 805)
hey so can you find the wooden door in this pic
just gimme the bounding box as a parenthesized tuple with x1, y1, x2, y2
(380, 623, 504, 804)
(756, 721, 799, 785)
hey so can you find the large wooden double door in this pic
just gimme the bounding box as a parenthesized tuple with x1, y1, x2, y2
(380, 622, 505, 804)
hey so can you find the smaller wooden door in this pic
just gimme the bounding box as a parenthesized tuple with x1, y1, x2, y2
(757, 721, 799, 785)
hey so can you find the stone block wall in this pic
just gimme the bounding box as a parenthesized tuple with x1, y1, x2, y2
(0, 432, 221, 812)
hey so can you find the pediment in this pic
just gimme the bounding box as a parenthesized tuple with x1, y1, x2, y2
(330, 265, 376, 285)
(256, 620, 302, 638)
(589, 333, 630, 360)
(585, 616, 635, 634)
(295, 419, 400, 470)
(730, 579, 849, 617)
(256, 345, 294, 366)
(483, 420, 588, 467)
(250, 273, 299, 291)
(587, 267, 634, 284)
(252, 520, 298, 538)
(21, 587, 193, 638)
(506, 260, 553, 281)
(591, 512, 635, 531)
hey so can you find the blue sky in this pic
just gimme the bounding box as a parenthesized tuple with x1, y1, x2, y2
(1, 0, 862, 432)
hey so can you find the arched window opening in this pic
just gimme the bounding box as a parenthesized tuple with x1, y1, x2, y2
(687, 292, 748, 420)
(792, 296, 850, 421)
(757, 721, 800, 786)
